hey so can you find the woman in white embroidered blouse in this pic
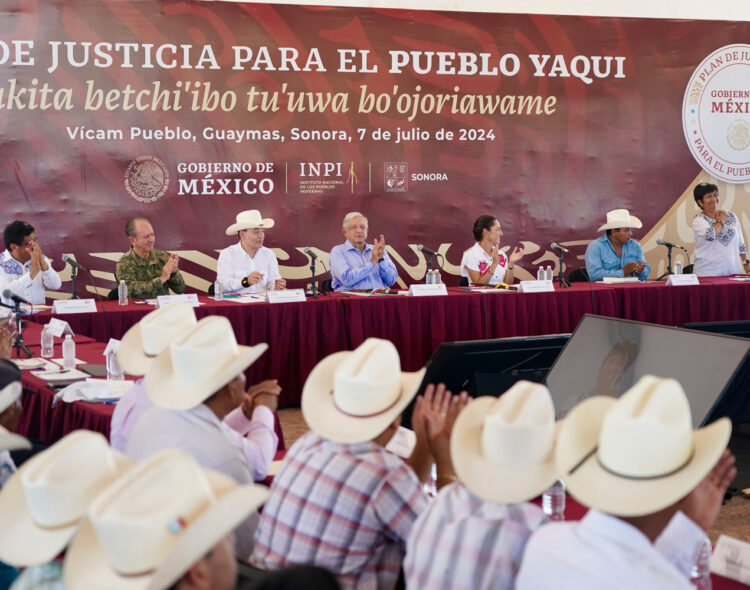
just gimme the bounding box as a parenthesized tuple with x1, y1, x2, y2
(691, 182, 750, 277)
(460, 215, 525, 286)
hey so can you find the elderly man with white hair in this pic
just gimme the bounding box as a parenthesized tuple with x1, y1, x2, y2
(329, 212, 398, 291)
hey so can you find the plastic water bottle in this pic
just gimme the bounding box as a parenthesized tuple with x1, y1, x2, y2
(542, 478, 566, 521)
(117, 280, 128, 306)
(41, 325, 54, 358)
(433, 269, 442, 284)
(675, 260, 683, 275)
(213, 280, 223, 300)
(62, 334, 76, 370)
(537, 266, 544, 281)
(690, 537, 712, 589)
(545, 265, 553, 281)
(426, 269, 434, 284)
(106, 349, 124, 381)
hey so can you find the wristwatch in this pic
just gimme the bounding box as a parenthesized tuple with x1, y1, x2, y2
(241, 276, 250, 288)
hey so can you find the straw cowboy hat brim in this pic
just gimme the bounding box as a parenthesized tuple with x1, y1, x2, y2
(451, 397, 561, 504)
(145, 342, 268, 411)
(302, 350, 426, 444)
(0, 452, 133, 567)
(556, 396, 731, 517)
(118, 303, 197, 376)
(0, 426, 30, 453)
(597, 211, 643, 232)
(0, 380, 22, 415)
(64, 476, 269, 590)
(225, 211, 275, 235)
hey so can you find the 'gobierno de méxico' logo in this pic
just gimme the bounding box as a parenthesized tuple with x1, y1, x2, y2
(683, 44, 750, 184)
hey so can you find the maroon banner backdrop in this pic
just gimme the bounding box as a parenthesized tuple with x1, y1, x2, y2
(1, 1, 747, 292)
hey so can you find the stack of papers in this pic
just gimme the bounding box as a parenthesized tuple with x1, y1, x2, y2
(600, 277, 640, 284)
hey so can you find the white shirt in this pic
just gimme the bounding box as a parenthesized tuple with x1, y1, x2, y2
(460, 242, 508, 285)
(0, 250, 61, 305)
(217, 242, 281, 294)
(516, 509, 706, 590)
(692, 211, 747, 276)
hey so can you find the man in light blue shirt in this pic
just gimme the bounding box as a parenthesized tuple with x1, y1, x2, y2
(584, 209, 650, 281)
(329, 212, 399, 291)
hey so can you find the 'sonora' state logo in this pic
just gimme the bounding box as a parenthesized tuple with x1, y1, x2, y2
(125, 156, 169, 202)
(683, 44, 750, 183)
(384, 162, 407, 192)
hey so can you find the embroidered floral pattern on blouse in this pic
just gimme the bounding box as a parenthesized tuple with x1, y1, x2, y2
(478, 260, 489, 275)
(700, 213, 735, 247)
(498, 254, 507, 266)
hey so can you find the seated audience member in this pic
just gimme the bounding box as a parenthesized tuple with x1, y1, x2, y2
(115, 217, 185, 299)
(0, 221, 61, 306)
(0, 359, 27, 488)
(251, 338, 468, 590)
(584, 209, 650, 281)
(0, 431, 133, 588)
(63, 449, 270, 590)
(217, 210, 286, 294)
(460, 215, 524, 286)
(329, 212, 398, 291)
(516, 376, 736, 589)
(112, 303, 282, 456)
(691, 182, 750, 276)
(126, 315, 277, 483)
(404, 381, 557, 589)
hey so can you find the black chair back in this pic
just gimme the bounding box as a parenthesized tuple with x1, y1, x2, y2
(568, 268, 590, 283)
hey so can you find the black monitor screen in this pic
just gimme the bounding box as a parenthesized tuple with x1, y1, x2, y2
(545, 314, 750, 427)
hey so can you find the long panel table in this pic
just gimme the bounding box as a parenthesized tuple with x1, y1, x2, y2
(26, 277, 750, 403)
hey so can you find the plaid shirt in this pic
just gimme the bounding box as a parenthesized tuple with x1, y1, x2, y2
(251, 431, 427, 590)
(404, 482, 548, 590)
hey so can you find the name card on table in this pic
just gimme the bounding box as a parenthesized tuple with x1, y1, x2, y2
(518, 280, 555, 293)
(156, 293, 200, 308)
(52, 299, 97, 314)
(46, 317, 74, 337)
(266, 289, 307, 303)
(408, 284, 448, 297)
(666, 273, 699, 286)
(711, 534, 750, 584)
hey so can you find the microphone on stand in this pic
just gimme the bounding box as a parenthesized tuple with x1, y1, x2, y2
(62, 254, 88, 271)
(303, 247, 318, 260)
(417, 244, 438, 256)
(2, 290, 31, 306)
(656, 239, 688, 251)
(550, 242, 570, 253)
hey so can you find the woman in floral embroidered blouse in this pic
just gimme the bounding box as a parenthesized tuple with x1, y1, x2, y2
(691, 183, 750, 277)
(460, 215, 525, 286)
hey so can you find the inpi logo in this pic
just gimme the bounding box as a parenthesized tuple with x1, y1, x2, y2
(299, 162, 343, 177)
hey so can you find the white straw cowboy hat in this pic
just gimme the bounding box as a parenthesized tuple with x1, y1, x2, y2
(0, 359, 22, 415)
(145, 315, 268, 411)
(0, 430, 133, 567)
(597, 209, 643, 232)
(556, 375, 731, 517)
(451, 381, 560, 504)
(225, 209, 275, 235)
(118, 302, 197, 376)
(0, 425, 30, 453)
(64, 448, 270, 590)
(302, 338, 426, 444)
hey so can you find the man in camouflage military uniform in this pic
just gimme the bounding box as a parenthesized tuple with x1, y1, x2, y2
(115, 217, 185, 299)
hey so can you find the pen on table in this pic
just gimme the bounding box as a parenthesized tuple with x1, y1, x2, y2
(40, 369, 70, 375)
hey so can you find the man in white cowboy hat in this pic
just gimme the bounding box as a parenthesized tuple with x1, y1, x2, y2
(584, 208, 650, 281)
(63, 448, 270, 590)
(0, 430, 133, 588)
(126, 315, 277, 483)
(251, 338, 468, 590)
(111, 302, 281, 458)
(0, 359, 26, 488)
(516, 375, 737, 589)
(404, 381, 559, 589)
(329, 211, 399, 291)
(217, 209, 286, 294)
(115, 217, 186, 299)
